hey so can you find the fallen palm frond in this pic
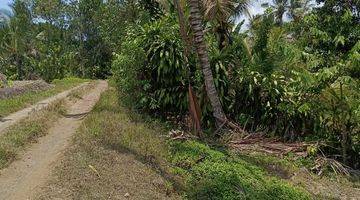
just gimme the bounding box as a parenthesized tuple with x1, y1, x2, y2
(229, 133, 355, 176)
(168, 129, 198, 141)
(311, 157, 351, 177)
(228, 133, 310, 157)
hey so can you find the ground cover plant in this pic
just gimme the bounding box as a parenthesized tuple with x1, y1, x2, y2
(53, 88, 311, 199)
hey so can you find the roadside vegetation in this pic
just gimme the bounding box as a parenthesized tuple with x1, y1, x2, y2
(112, 0, 360, 172)
(0, 78, 88, 116)
(39, 88, 313, 199)
(36, 88, 180, 200)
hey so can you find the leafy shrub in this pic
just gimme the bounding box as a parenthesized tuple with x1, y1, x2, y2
(112, 15, 191, 114)
(112, 37, 146, 107)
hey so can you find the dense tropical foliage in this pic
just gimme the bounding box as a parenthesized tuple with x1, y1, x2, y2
(111, 0, 360, 170)
(0, 0, 359, 173)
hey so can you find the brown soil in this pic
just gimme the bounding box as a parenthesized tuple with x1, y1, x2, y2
(0, 81, 108, 200)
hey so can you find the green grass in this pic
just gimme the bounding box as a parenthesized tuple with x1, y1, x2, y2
(77, 88, 312, 200)
(0, 77, 88, 116)
(170, 141, 310, 200)
(234, 151, 299, 179)
(0, 100, 65, 169)
(80, 87, 171, 170)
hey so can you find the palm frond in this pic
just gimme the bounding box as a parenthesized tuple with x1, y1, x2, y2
(233, 0, 251, 18)
(203, 0, 233, 21)
(202, 0, 250, 22)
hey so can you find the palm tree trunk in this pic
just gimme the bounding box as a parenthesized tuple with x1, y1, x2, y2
(188, 0, 227, 127)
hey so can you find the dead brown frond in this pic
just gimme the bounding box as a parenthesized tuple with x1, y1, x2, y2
(229, 133, 310, 158)
(168, 129, 198, 141)
(311, 157, 351, 177)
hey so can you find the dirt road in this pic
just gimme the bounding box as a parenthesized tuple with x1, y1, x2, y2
(0, 80, 108, 200)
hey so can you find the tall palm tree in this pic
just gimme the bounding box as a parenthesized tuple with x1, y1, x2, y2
(173, 0, 191, 55)
(202, 0, 250, 21)
(261, 0, 313, 25)
(202, 0, 250, 49)
(188, 0, 227, 127)
(272, 0, 288, 25)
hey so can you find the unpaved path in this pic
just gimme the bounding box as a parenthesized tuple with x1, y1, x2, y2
(0, 80, 108, 200)
(0, 82, 90, 135)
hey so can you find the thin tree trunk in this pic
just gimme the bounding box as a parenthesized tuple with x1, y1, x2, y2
(187, 0, 227, 127)
(0, 73, 8, 87)
(174, 0, 202, 135)
(173, 0, 191, 56)
(16, 54, 23, 80)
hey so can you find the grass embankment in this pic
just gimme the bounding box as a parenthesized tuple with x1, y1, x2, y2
(42, 88, 311, 199)
(0, 77, 88, 116)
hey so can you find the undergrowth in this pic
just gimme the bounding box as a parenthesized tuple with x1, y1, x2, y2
(170, 141, 310, 200)
(79, 88, 312, 199)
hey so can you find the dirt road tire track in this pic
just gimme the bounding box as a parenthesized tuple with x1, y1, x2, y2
(0, 80, 108, 200)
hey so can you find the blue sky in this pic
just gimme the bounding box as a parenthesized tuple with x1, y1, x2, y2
(0, 0, 12, 10)
(237, 0, 267, 28)
(248, 0, 267, 16)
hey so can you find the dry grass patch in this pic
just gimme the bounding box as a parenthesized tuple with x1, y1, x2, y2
(0, 100, 65, 169)
(35, 88, 181, 199)
(66, 81, 97, 102)
(36, 139, 179, 200)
